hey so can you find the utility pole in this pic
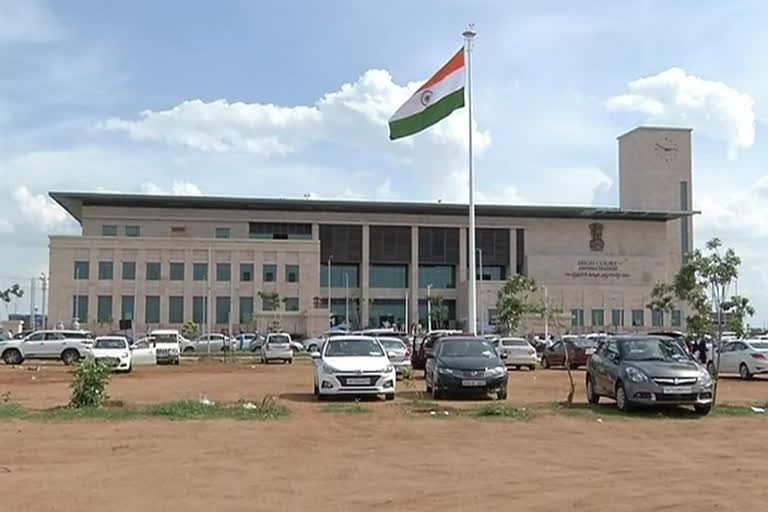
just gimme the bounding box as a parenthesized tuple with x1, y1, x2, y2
(40, 273, 48, 329)
(344, 273, 349, 329)
(477, 248, 483, 336)
(29, 278, 35, 331)
(327, 255, 333, 329)
(74, 267, 80, 329)
(543, 285, 549, 342)
(427, 284, 432, 332)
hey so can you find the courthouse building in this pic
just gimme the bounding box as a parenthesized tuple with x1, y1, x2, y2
(47, 126, 696, 336)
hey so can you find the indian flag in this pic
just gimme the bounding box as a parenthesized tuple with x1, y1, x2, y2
(389, 48, 466, 140)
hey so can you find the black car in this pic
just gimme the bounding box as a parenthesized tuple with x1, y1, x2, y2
(425, 336, 508, 400)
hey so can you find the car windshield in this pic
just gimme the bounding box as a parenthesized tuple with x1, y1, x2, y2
(572, 338, 597, 348)
(619, 338, 688, 362)
(154, 334, 177, 344)
(94, 339, 126, 349)
(439, 340, 496, 358)
(325, 339, 384, 357)
(380, 338, 405, 350)
(268, 335, 290, 344)
(502, 339, 528, 347)
(749, 341, 768, 350)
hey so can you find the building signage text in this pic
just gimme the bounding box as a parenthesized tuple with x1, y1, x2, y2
(565, 259, 630, 280)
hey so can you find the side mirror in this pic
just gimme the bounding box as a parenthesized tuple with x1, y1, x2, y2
(500, 352, 508, 360)
(310, 351, 321, 359)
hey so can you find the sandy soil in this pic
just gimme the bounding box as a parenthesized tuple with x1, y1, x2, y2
(1, 361, 766, 511)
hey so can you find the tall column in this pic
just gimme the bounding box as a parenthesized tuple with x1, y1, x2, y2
(360, 224, 370, 329)
(410, 226, 419, 331)
(509, 228, 517, 276)
(459, 228, 468, 283)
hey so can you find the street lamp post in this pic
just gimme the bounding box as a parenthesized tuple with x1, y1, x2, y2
(477, 248, 483, 336)
(427, 284, 433, 332)
(344, 273, 349, 329)
(327, 255, 333, 328)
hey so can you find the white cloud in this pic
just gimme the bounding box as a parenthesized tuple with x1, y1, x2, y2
(0, 0, 65, 44)
(11, 186, 70, 231)
(141, 181, 203, 196)
(605, 68, 755, 157)
(0, 218, 14, 234)
(697, 175, 768, 238)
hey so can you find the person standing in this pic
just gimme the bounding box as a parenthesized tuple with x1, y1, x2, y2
(698, 337, 708, 365)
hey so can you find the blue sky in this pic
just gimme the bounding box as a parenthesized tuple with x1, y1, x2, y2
(2, 0, 768, 323)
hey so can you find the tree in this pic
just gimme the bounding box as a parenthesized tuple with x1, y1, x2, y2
(181, 320, 200, 339)
(429, 295, 448, 329)
(0, 284, 24, 315)
(495, 275, 541, 335)
(724, 295, 755, 340)
(258, 292, 282, 331)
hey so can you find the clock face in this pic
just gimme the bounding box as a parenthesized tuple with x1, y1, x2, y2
(653, 135, 679, 163)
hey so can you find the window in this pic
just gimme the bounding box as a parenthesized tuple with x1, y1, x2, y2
(631, 309, 644, 327)
(370, 299, 406, 327)
(74, 261, 89, 280)
(169, 262, 185, 281)
(192, 296, 208, 324)
(476, 265, 505, 281)
(145, 296, 160, 324)
(652, 308, 664, 327)
(239, 297, 254, 323)
(72, 295, 88, 323)
(284, 297, 299, 312)
(215, 227, 231, 239)
(125, 225, 140, 237)
(146, 262, 161, 281)
(249, 222, 312, 240)
(262, 296, 278, 312)
(193, 263, 208, 281)
(417, 299, 457, 328)
(122, 261, 136, 280)
(216, 297, 231, 324)
(216, 263, 231, 281)
(240, 263, 254, 282)
(516, 228, 526, 275)
(169, 296, 184, 324)
(571, 309, 584, 327)
(97, 296, 112, 322)
(102, 225, 117, 236)
(591, 309, 604, 327)
(263, 264, 276, 282)
(611, 309, 624, 327)
(171, 226, 186, 235)
(370, 264, 408, 288)
(98, 261, 113, 280)
(672, 309, 682, 327)
(285, 265, 300, 283)
(320, 264, 360, 288)
(418, 265, 455, 289)
(121, 295, 135, 321)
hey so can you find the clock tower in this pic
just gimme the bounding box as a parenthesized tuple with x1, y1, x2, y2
(618, 126, 693, 267)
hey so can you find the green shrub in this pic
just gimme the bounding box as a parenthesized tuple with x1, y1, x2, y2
(473, 404, 532, 420)
(69, 358, 113, 408)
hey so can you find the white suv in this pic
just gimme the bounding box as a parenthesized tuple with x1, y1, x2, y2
(0, 330, 93, 365)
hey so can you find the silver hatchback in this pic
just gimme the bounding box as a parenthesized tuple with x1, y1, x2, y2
(378, 336, 412, 376)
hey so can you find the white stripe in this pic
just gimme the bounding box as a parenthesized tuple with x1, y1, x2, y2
(389, 66, 465, 122)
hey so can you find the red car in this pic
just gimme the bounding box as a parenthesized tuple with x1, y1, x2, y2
(541, 338, 597, 369)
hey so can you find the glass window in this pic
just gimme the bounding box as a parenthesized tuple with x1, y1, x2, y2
(370, 264, 408, 288)
(284, 297, 299, 312)
(192, 296, 208, 324)
(285, 265, 300, 283)
(591, 309, 604, 327)
(671, 309, 682, 327)
(263, 264, 277, 282)
(417, 299, 457, 328)
(215, 227, 231, 239)
(262, 296, 279, 311)
(611, 309, 624, 327)
(571, 309, 584, 327)
(249, 222, 312, 240)
(369, 299, 406, 328)
(631, 309, 644, 327)
(72, 295, 88, 323)
(74, 261, 89, 280)
(146, 262, 161, 281)
(122, 261, 136, 280)
(125, 225, 140, 237)
(145, 296, 160, 324)
(239, 297, 254, 323)
(193, 263, 208, 281)
(102, 225, 117, 236)
(97, 296, 112, 322)
(652, 309, 664, 327)
(476, 265, 505, 281)
(216, 263, 231, 281)
(98, 261, 113, 280)
(216, 297, 231, 324)
(169, 296, 184, 324)
(169, 262, 185, 281)
(121, 295, 135, 321)
(418, 265, 455, 289)
(240, 263, 254, 282)
(320, 264, 359, 288)
(171, 226, 186, 235)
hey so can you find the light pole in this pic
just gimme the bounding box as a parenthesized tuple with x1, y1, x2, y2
(327, 255, 333, 328)
(543, 285, 549, 342)
(427, 284, 432, 332)
(74, 267, 80, 328)
(477, 248, 483, 336)
(344, 273, 349, 329)
(40, 273, 47, 329)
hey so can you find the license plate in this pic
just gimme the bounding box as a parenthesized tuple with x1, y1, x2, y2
(346, 377, 370, 385)
(663, 386, 693, 394)
(462, 379, 486, 387)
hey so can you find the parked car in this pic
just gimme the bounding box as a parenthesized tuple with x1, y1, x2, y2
(496, 337, 537, 370)
(247, 334, 267, 352)
(147, 329, 181, 365)
(0, 330, 93, 365)
(183, 333, 233, 353)
(91, 335, 154, 372)
(303, 331, 349, 352)
(261, 333, 293, 364)
(425, 336, 508, 400)
(412, 330, 463, 372)
(107, 332, 135, 346)
(378, 336, 412, 376)
(586, 335, 713, 414)
(234, 333, 255, 351)
(311, 335, 395, 400)
(541, 337, 596, 369)
(708, 339, 768, 380)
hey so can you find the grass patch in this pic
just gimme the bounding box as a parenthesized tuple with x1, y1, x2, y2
(142, 397, 290, 420)
(546, 402, 763, 420)
(322, 400, 371, 414)
(36, 406, 140, 421)
(473, 404, 533, 421)
(0, 401, 26, 419)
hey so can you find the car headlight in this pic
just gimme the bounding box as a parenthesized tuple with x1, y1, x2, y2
(320, 362, 340, 374)
(437, 367, 456, 375)
(625, 366, 648, 383)
(698, 369, 713, 385)
(171, 348, 179, 354)
(489, 366, 507, 376)
(380, 364, 394, 373)
(122, 352, 129, 358)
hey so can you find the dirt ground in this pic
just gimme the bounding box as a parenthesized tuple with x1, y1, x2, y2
(1, 361, 767, 511)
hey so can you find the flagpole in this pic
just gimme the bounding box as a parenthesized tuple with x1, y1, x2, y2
(464, 25, 477, 336)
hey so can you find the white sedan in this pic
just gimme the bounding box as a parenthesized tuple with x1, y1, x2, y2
(91, 336, 156, 372)
(496, 337, 538, 370)
(709, 339, 768, 380)
(312, 336, 396, 400)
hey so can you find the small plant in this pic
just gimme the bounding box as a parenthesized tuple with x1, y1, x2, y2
(0, 392, 24, 419)
(143, 397, 290, 420)
(181, 320, 200, 339)
(69, 358, 113, 408)
(322, 399, 371, 414)
(474, 404, 532, 420)
(1, 391, 13, 403)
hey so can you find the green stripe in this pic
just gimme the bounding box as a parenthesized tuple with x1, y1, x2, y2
(389, 88, 465, 140)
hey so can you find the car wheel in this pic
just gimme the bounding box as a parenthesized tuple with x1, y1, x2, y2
(61, 349, 80, 366)
(497, 388, 508, 400)
(174, 358, 180, 366)
(314, 383, 319, 396)
(183, 347, 194, 353)
(126, 365, 132, 374)
(288, 359, 293, 365)
(308, 344, 318, 352)
(385, 393, 395, 401)
(707, 361, 716, 375)
(615, 382, 632, 412)
(2, 349, 22, 365)
(739, 363, 753, 380)
(528, 365, 536, 371)
(586, 375, 600, 404)
(541, 357, 550, 369)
